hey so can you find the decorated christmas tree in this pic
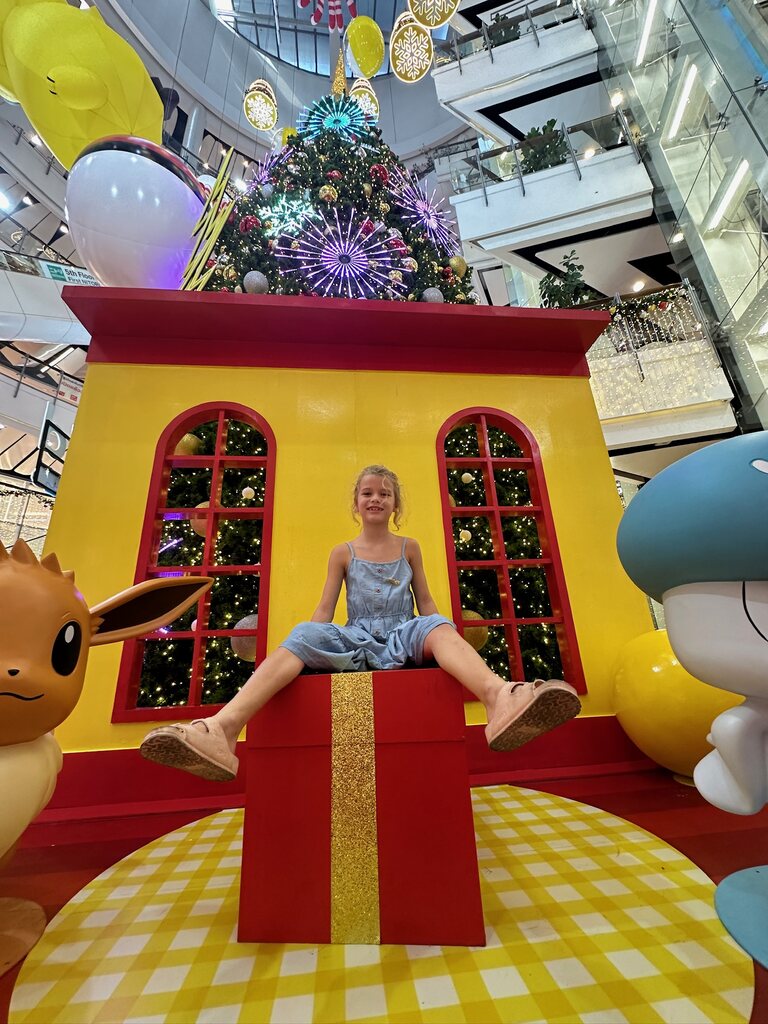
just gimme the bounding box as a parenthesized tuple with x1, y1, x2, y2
(200, 91, 475, 304)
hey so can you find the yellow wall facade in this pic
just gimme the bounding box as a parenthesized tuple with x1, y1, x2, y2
(47, 361, 651, 752)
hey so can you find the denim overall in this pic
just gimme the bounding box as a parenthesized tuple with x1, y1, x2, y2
(280, 538, 455, 672)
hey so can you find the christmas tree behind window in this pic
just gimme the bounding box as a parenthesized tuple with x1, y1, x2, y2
(200, 94, 475, 304)
(135, 414, 269, 710)
(444, 418, 566, 688)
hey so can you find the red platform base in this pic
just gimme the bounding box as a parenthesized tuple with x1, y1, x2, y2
(239, 668, 486, 946)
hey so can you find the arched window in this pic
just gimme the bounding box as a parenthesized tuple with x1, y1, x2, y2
(437, 408, 586, 693)
(112, 403, 276, 722)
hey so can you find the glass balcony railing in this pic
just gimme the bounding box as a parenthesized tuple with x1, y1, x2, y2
(592, 0, 768, 427)
(433, 0, 590, 69)
(443, 112, 637, 197)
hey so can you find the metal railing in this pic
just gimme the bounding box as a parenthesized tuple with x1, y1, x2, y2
(434, 0, 588, 70)
(444, 112, 637, 200)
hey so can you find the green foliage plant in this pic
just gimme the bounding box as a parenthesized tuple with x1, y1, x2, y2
(519, 119, 568, 174)
(538, 250, 599, 309)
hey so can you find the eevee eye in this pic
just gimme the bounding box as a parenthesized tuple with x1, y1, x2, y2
(51, 621, 82, 676)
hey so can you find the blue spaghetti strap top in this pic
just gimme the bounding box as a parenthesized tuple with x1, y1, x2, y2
(345, 538, 415, 639)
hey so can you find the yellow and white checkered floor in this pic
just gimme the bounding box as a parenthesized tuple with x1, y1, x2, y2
(10, 786, 753, 1023)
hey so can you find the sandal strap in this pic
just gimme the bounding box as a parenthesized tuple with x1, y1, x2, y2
(190, 719, 211, 732)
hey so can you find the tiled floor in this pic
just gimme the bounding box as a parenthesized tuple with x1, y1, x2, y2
(4, 784, 757, 1024)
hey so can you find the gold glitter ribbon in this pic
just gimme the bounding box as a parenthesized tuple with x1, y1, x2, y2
(330, 671, 380, 944)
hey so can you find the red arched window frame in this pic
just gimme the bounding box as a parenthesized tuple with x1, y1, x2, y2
(437, 407, 586, 695)
(112, 402, 277, 723)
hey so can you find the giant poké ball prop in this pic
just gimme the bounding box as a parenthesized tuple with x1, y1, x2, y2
(65, 136, 206, 289)
(612, 629, 743, 778)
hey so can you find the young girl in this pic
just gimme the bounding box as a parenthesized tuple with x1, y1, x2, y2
(140, 466, 581, 781)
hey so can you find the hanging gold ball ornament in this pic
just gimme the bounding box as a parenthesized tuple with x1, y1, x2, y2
(449, 255, 468, 279)
(389, 12, 434, 84)
(190, 501, 209, 538)
(462, 609, 490, 652)
(363, 182, 373, 198)
(349, 78, 380, 123)
(380, 201, 390, 214)
(174, 433, 201, 456)
(459, 529, 472, 543)
(408, 0, 461, 28)
(243, 79, 278, 132)
(319, 184, 338, 202)
(346, 16, 385, 79)
(230, 614, 259, 662)
(242, 486, 256, 500)
(461, 472, 474, 484)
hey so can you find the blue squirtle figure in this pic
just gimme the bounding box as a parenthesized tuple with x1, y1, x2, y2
(617, 431, 768, 815)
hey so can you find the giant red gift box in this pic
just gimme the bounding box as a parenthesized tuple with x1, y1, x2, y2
(239, 667, 486, 946)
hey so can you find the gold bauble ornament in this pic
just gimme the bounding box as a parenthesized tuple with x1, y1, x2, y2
(319, 184, 338, 202)
(363, 182, 373, 198)
(190, 501, 209, 538)
(461, 472, 474, 484)
(380, 201, 390, 213)
(462, 609, 489, 652)
(407, 0, 460, 29)
(389, 269, 403, 282)
(449, 255, 468, 279)
(407, 293, 416, 301)
(448, 493, 457, 507)
(389, 12, 434, 83)
(242, 486, 256, 500)
(291, 240, 300, 249)
(225, 266, 238, 281)
(174, 433, 201, 456)
(243, 79, 278, 132)
(459, 529, 472, 543)
(456, 292, 466, 301)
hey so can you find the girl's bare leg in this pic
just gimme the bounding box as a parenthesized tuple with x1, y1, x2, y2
(200, 647, 305, 752)
(423, 625, 505, 716)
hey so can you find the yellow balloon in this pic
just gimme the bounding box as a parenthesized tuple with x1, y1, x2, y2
(0, 1, 163, 168)
(613, 629, 743, 778)
(346, 16, 385, 80)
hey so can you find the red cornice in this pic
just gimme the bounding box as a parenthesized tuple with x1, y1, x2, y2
(64, 288, 609, 377)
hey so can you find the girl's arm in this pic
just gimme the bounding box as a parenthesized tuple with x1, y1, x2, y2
(407, 538, 441, 616)
(310, 544, 347, 622)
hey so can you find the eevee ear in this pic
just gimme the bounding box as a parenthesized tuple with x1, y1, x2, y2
(89, 576, 213, 646)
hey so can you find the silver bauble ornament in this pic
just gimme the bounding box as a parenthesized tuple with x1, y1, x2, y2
(261, 183, 274, 199)
(230, 613, 259, 661)
(243, 270, 269, 294)
(421, 288, 444, 303)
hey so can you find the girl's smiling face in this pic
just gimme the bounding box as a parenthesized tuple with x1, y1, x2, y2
(356, 474, 397, 524)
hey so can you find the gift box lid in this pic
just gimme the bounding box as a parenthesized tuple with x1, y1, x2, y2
(247, 668, 467, 749)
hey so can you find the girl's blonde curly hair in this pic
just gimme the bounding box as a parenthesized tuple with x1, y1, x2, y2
(351, 465, 404, 530)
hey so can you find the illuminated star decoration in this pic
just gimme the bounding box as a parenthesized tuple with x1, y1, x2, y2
(297, 95, 369, 144)
(389, 167, 460, 255)
(275, 207, 408, 299)
(258, 194, 319, 237)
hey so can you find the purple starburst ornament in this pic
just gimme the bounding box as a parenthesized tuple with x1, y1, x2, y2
(389, 166, 460, 256)
(248, 149, 289, 191)
(275, 207, 409, 299)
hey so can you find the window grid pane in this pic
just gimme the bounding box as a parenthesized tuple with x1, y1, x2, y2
(121, 408, 273, 717)
(442, 413, 580, 689)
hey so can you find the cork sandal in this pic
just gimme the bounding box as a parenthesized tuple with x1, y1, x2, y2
(486, 679, 581, 752)
(139, 719, 239, 782)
